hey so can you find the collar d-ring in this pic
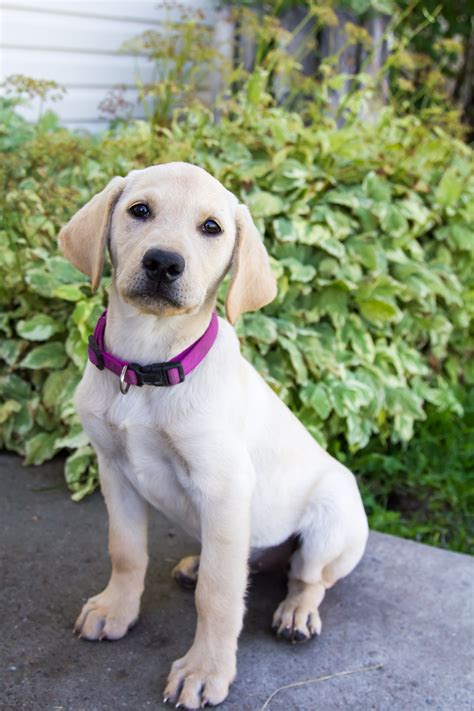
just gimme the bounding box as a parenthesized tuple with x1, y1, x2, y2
(119, 364, 131, 394)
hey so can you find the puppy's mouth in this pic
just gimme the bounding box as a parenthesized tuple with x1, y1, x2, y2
(122, 279, 184, 312)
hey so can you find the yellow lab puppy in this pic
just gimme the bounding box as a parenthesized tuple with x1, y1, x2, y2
(59, 162, 368, 710)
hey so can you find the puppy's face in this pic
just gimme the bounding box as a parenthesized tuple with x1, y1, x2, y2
(59, 161, 277, 324)
(111, 164, 237, 316)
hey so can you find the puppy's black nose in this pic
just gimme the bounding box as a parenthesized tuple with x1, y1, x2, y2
(142, 249, 185, 282)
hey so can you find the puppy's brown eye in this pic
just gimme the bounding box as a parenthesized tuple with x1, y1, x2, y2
(202, 219, 222, 235)
(129, 203, 150, 219)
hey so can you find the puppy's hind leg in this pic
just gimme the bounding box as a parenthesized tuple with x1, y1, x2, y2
(170, 537, 298, 593)
(172, 555, 200, 590)
(272, 466, 368, 643)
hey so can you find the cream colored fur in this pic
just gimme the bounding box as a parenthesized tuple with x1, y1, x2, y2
(59, 162, 368, 710)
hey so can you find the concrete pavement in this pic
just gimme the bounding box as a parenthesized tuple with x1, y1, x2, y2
(1, 454, 472, 710)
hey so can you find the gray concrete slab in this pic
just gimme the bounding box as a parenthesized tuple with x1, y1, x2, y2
(0, 453, 472, 711)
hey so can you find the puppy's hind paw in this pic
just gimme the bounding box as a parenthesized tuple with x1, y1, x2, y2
(272, 594, 322, 643)
(172, 555, 200, 590)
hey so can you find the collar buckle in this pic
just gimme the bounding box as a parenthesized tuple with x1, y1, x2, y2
(129, 361, 185, 387)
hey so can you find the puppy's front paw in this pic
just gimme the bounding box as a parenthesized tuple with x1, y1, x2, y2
(163, 647, 236, 709)
(74, 588, 139, 641)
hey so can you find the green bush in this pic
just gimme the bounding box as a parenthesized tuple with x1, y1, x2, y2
(0, 82, 472, 548)
(350, 389, 474, 553)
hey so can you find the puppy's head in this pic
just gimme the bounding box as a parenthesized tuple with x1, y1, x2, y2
(58, 162, 276, 323)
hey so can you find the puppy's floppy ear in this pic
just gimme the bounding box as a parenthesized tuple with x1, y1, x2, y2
(225, 204, 277, 325)
(58, 176, 125, 291)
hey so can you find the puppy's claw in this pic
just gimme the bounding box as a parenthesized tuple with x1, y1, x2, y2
(293, 629, 307, 643)
(280, 625, 292, 642)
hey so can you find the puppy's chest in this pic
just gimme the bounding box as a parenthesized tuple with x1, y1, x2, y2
(97, 393, 200, 536)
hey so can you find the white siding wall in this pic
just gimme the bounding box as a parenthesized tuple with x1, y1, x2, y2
(0, 0, 217, 132)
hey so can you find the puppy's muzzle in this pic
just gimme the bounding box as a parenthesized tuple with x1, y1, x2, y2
(142, 249, 185, 284)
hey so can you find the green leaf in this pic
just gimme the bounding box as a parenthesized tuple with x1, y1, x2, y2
(392, 413, 415, 442)
(0, 399, 21, 424)
(363, 172, 392, 202)
(301, 383, 332, 419)
(372, 0, 395, 13)
(347, 413, 372, 449)
(325, 189, 361, 210)
(244, 313, 278, 344)
(302, 225, 346, 257)
(331, 378, 374, 417)
(279, 159, 308, 181)
(25, 432, 59, 465)
(65, 329, 88, 368)
(281, 258, 316, 282)
(42, 368, 74, 410)
(48, 256, 89, 284)
(355, 206, 378, 232)
(11, 400, 35, 438)
(65, 446, 94, 484)
(358, 298, 400, 325)
(0, 374, 32, 400)
(0, 339, 22, 366)
(348, 236, 387, 271)
(246, 68, 269, 106)
(398, 197, 432, 226)
(20, 342, 67, 370)
(436, 223, 474, 252)
(245, 191, 284, 217)
(0, 312, 10, 336)
(324, 210, 353, 240)
(315, 287, 348, 329)
(25, 267, 57, 297)
(72, 300, 104, 341)
(16, 314, 62, 341)
(55, 424, 89, 450)
(380, 205, 408, 237)
(273, 217, 297, 242)
(435, 167, 464, 208)
(279, 336, 308, 383)
(53, 284, 85, 301)
(343, 316, 375, 362)
(386, 388, 424, 418)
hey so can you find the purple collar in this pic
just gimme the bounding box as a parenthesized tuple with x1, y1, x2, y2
(88, 310, 218, 394)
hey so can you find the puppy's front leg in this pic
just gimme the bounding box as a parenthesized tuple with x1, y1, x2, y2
(75, 455, 148, 641)
(164, 453, 252, 709)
